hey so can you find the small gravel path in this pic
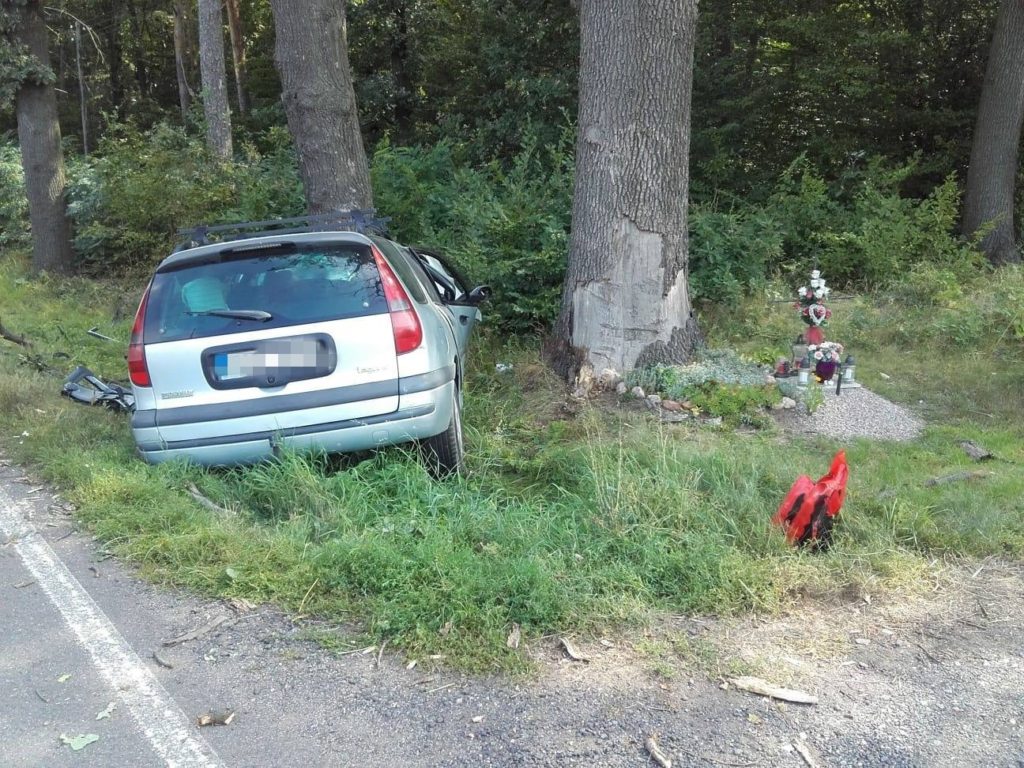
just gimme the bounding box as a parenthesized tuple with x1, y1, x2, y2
(792, 386, 925, 441)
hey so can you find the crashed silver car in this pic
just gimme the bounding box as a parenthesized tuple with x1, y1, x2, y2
(127, 213, 489, 475)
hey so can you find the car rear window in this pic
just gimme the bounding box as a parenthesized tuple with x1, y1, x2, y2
(145, 244, 387, 343)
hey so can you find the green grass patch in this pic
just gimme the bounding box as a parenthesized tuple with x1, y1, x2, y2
(2, 253, 1023, 672)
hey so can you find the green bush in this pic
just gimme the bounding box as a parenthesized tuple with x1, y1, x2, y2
(372, 132, 574, 332)
(689, 206, 783, 303)
(0, 143, 29, 248)
(66, 123, 304, 273)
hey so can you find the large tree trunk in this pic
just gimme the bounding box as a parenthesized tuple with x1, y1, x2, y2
(963, 0, 1024, 266)
(198, 0, 233, 159)
(224, 0, 249, 116)
(552, 0, 702, 378)
(11, 1, 74, 275)
(270, 0, 372, 213)
(173, 0, 197, 121)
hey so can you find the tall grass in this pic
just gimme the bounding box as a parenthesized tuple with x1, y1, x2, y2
(1, 256, 1022, 671)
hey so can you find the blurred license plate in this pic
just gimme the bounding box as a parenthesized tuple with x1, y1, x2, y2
(212, 339, 322, 381)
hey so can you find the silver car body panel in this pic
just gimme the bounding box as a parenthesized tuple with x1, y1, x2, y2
(131, 231, 467, 466)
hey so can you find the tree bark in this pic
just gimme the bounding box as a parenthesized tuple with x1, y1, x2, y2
(173, 0, 197, 120)
(198, 0, 233, 159)
(11, 1, 74, 275)
(224, 0, 248, 115)
(963, 0, 1024, 266)
(552, 0, 702, 378)
(270, 0, 372, 213)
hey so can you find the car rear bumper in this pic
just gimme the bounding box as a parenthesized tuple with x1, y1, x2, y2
(134, 380, 454, 466)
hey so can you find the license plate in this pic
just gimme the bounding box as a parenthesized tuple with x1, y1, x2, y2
(212, 339, 323, 381)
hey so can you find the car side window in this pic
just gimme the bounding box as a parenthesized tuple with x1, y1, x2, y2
(410, 248, 470, 304)
(400, 246, 445, 303)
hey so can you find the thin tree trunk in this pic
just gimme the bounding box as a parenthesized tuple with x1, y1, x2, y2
(224, 0, 248, 115)
(270, 0, 372, 213)
(75, 22, 89, 155)
(11, 1, 74, 274)
(963, 0, 1024, 266)
(173, 0, 197, 120)
(198, 0, 233, 159)
(552, 0, 702, 378)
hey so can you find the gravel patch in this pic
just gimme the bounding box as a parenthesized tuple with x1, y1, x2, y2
(791, 386, 925, 441)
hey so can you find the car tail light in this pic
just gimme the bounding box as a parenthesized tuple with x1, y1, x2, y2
(127, 285, 152, 387)
(372, 246, 423, 354)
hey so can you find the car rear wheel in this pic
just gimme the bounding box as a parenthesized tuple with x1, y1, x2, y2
(421, 385, 464, 478)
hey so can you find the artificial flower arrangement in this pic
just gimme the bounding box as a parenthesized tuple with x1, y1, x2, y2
(807, 341, 844, 363)
(794, 269, 832, 327)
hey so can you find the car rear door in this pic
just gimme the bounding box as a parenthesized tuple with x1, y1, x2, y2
(142, 240, 400, 445)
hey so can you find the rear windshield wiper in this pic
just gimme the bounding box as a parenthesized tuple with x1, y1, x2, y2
(185, 309, 273, 321)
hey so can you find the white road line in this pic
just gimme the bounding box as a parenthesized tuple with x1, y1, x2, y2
(0, 486, 225, 768)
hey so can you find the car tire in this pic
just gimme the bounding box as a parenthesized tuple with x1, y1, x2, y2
(421, 385, 464, 478)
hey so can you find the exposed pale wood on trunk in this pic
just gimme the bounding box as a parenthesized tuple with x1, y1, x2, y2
(553, 0, 702, 378)
(10, 1, 74, 275)
(224, 0, 248, 116)
(198, 0, 233, 159)
(963, 0, 1024, 265)
(270, 0, 372, 213)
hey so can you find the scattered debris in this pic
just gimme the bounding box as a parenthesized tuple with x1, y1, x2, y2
(13, 579, 35, 589)
(406, 659, 417, 670)
(197, 710, 235, 727)
(57, 674, 71, 683)
(644, 735, 672, 768)
(794, 739, 822, 768)
(854, 637, 871, 646)
(229, 597, 255, 614)
(471, 715, 485, 724)
(426, 682, 456, 694)
(86, 326, 116, 342)
(959, 440, 994, 462)
(162, 615, 232, 647)
(924, 470, 993, 487)
(152, 651, 174, 669)
(96, 702, 116, 720)
(34, 689, 49, 704)
(559, 637, 589, 663)
(375, 640, 388, 668)
(495, 363, 513, 374)
(61, 366, 135, 412)
(439, 620, 453, 637)
(506, 623, 521, 650)
(879, 372, 891, 380)
(59, 734, 99, 751)
(729, 677, 818, 705)
(89, 566, 100, 578)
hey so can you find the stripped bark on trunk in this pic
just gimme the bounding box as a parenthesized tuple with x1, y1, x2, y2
(553, 0, 702, 378)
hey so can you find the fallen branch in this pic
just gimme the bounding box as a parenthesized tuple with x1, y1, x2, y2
(162, 615, 231, 646)
(0, 317, 32, 348)
(794, 741, 822, 768)
(959, 440, 994, 462)
(924, 470, 993, 487)
(729, 677, 818, 705)
(645, 736, 672, 768)
(185, 484, 235, 516)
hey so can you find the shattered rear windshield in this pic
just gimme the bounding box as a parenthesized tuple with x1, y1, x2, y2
(144, 244, 387, 343)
